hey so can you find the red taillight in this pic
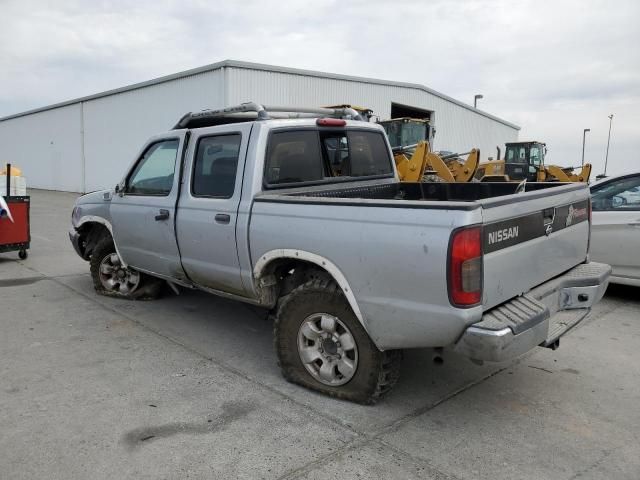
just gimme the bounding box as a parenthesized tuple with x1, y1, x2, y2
(448, 226, 483, 307)
(316, 118, 346, 127)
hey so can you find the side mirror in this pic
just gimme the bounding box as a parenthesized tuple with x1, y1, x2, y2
(114, 184, 120, 193)
(612, 196, 624, 208)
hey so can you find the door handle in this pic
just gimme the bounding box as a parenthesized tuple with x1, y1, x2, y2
(215, 213, 231, 224)
(155, 209, 170, 221)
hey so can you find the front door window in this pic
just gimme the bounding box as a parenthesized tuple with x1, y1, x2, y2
(127, 139, 179, 195)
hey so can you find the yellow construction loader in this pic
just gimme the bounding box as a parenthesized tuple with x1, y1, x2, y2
(475, 141, 591, 183)
(379, 117, 479, 182)
(391, 138, 480, 182)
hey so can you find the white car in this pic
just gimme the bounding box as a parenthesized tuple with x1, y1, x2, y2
(590, 173, 640, 286)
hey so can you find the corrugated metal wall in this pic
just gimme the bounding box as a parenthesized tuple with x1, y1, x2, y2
(0, 69, 224, 192)
(0, 104, 83, 191)
(82, 69, 224, 191)
(226, 67, 518, 159)
(0, 64, 518, 193)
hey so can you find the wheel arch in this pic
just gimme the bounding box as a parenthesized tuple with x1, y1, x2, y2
(253, 249, 365, 326)
(76, 216, 126, 265)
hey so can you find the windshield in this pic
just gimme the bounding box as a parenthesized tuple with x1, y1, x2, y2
(381, 121, 427, 149)
(505, 145, 527, 164)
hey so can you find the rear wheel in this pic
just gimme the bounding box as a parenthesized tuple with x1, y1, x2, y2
(90, 237, 163, 299)
(274, 277, 401, 404)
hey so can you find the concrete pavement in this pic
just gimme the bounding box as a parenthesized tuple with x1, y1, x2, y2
(1, 189, 638, 479)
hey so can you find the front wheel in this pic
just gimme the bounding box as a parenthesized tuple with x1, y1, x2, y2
(274, 277, 401, 404)
(89, 237, 162, 299)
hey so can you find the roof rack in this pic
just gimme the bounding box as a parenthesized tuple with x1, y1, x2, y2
(173, 102, 364, 129)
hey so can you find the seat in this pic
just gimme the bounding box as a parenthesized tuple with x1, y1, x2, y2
(276, 153, 323, 183)
(346, 149, 373, 177)
(194, 156, 238, 197)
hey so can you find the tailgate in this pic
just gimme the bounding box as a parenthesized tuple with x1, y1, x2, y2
(480, 183, 590, 310)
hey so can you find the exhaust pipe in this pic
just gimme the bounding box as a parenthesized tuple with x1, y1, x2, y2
(432, 347, 444, 365)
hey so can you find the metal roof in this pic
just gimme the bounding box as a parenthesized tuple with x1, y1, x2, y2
(0, 59, 520, 130)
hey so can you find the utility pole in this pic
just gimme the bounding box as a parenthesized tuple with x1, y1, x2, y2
(581, 128, 590, 166)
(604, 114, 614, 176)
(474, 94, 483, 108)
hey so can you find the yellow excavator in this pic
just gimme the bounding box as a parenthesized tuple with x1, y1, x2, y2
(379, 117, 479, 182)
(475, 141, 591, 183)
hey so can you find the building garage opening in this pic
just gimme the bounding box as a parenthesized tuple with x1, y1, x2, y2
(390, 103, 432, 121)
(383, 103, 435, 149)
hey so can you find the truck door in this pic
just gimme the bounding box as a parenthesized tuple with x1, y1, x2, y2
(110, 133, 186, 280)
(176, 123, 252, 295)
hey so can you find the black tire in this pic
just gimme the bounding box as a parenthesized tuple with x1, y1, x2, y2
(274, 277, 401, 404)
(18, 249, 27, 260)
(89, 236, 163, 300)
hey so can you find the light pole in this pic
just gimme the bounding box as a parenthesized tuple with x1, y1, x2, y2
(474, 94, 483, 108)
(604, 114, 614, 176)
(581, 128, 590, 166)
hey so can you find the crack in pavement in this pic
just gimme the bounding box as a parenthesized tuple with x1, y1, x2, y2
(567, 448, 614, 480)
(373, 439, 466, 480)
(279, 436, 465, 480)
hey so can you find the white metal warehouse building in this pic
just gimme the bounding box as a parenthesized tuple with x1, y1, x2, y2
(0, 60, 519, 193)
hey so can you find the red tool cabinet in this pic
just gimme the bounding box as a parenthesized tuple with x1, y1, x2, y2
(0, 164, 30, 259)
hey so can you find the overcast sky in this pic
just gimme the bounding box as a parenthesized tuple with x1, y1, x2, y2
(1, 0, 638, 176)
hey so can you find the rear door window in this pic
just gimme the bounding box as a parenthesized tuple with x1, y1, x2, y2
(192, 134, 241, 198)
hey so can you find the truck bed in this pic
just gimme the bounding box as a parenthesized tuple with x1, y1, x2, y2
(257, 180, 583, 209)
(251, 179, 591, 348)
(304, 181, 565, 201)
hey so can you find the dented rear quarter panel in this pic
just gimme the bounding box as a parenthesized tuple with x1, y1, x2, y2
(248, 198, 483, 349)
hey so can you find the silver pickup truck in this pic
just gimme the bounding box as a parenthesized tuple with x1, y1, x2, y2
(69, 103, 610, 404)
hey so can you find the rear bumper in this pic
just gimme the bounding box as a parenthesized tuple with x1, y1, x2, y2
(453, 262, 611, 362)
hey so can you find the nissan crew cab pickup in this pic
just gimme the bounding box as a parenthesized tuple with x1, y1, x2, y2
(69, 103, 610, 404)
